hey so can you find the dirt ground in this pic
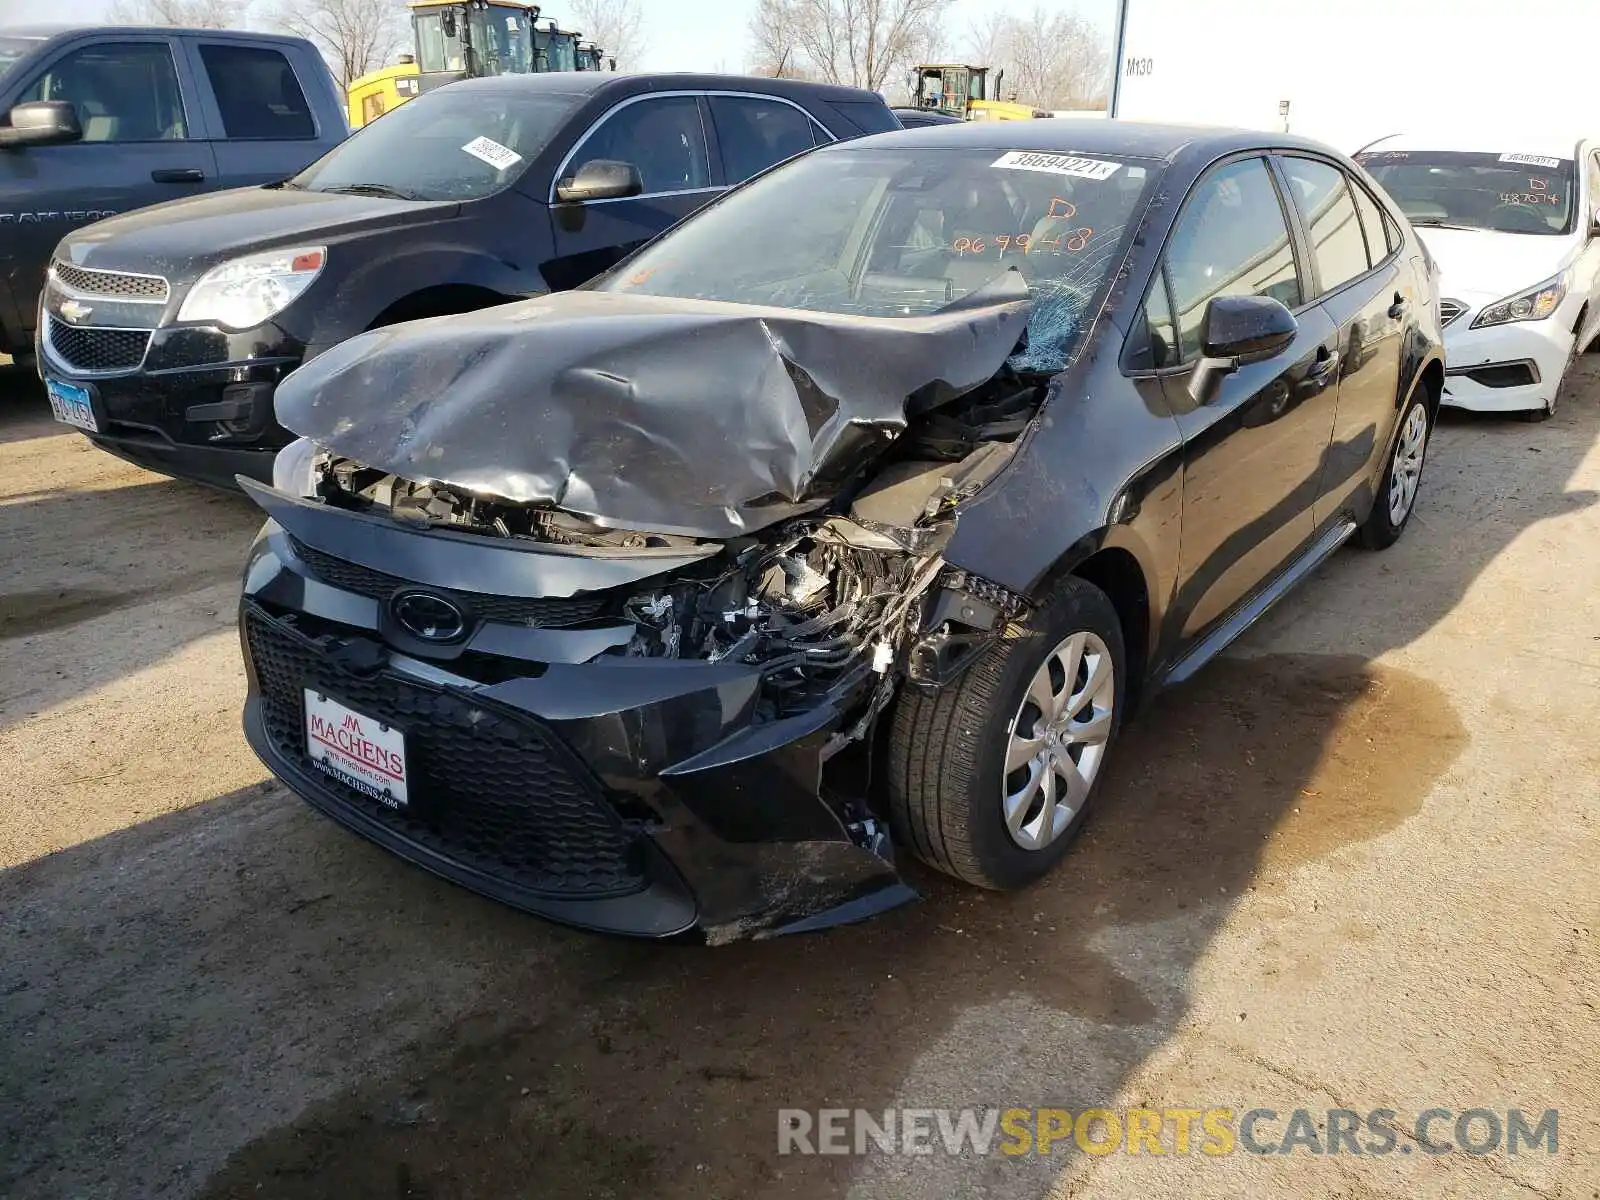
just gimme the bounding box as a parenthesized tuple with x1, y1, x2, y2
(2, 355, 1598, 1200)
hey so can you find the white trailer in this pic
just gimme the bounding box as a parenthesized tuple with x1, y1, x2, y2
(1108, 0, 1597, 153)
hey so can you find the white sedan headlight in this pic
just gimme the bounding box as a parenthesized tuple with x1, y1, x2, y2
(177, 246, 326, 330)
(1471, 271, 1568, 329)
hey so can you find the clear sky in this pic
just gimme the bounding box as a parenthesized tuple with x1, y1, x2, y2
(15, 0, 1122, 77)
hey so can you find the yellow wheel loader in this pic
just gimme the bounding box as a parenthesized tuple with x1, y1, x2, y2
(910, 64, 1050, 122)
(347, 0, 613, 129)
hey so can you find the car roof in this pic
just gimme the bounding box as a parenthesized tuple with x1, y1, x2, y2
(448, 71, 888, 103)
(841, 117, 1349, 162)
(0, 22, 307, 41)
(1361, 131, 1590, 159)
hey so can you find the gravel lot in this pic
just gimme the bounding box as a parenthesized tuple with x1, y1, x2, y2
(2, 356, 1597, 1199)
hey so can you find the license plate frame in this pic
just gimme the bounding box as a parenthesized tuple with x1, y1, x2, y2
(45, 377, 99, 433)
(303, 689, 410, 810)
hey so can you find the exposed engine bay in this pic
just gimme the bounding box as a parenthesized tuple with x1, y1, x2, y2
(299, 367, 1045, 717)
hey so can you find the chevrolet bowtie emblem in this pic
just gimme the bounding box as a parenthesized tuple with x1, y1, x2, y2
(58, 298, 93, 324)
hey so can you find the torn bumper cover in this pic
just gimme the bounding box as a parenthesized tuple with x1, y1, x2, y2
(240, 285, 1034, 940)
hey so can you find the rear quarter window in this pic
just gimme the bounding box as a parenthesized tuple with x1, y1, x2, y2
(823, 98, 900, 135)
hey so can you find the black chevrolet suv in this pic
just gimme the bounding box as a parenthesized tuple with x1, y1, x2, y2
(37, 72, 899, 489)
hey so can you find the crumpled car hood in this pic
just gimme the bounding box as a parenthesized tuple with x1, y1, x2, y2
(274, 281, 1032, 538)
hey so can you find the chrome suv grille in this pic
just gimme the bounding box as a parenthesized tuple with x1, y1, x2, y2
(1439, 298, 1467, 327)
(45, 317, 151, 373)
(49, 260, 170, 301)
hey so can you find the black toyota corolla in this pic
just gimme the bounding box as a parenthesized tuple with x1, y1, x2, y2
(239, 121, 1443, 941)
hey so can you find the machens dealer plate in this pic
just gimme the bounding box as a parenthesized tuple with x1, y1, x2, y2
(304, 690, 409, 809)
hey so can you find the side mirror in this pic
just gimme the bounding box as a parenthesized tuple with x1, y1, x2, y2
(1187, 294, 1298, 405)
(1591, 204, 1600, 237)
(555, 158, 643, 203)
(0, 101, 83, 150)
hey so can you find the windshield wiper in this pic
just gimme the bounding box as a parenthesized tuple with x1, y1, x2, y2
(1409, 219, 1481, 232)
(315, 183, 424, 201)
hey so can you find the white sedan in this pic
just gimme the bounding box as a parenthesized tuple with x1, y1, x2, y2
(1357, 133, 1600, 420)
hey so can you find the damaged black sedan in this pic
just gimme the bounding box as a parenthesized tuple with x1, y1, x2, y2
(238, 122, 1443, 940)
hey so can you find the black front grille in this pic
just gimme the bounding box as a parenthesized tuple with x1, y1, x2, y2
(289, 537, 614, 627)
(46, 318, 150, 373)
(1439, 298, 1467, 326)
(245, 605, 646, 899)
(1462, 361, 1538, 389)
(50, 260, 169, 300)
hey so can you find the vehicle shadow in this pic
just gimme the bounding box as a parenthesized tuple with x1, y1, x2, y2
(4, 363, 1597, 1200)
(0, 377, 262, 733)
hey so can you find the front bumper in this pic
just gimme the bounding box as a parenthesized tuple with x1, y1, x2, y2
(237, 512, 916, 942)
(36, 316, 302, 489)
(1439, 297, 1577, 413)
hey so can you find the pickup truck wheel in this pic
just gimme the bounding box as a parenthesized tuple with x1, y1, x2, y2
(887, 576, 1125, 890)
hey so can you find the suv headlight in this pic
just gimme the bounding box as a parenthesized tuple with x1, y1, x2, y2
(1471, 271, 1568, 329)
(177, 246, 326, 330)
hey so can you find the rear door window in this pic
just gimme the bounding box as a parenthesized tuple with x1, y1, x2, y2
(708, 95, 818, 184)
(1163, 156, 1303, 364)
(826, 98, 900, 134)
(570, 95, 710, 195)
(20, 40, 187, 142)
(1280, 156, 1370, 294)
(1348, 178, 1393, 267)
(197, 44, 314, 139)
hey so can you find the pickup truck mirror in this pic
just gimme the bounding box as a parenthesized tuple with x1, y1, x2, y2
(0, 100, 83, 149)
(556, 158, 643, 203)
(1187, 294, 1299, 405)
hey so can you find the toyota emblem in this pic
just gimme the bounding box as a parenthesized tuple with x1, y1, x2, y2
(391, 590, 467, 642)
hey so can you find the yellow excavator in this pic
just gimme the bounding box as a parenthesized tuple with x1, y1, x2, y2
(347, 0, 613, 129)
(910, 64, 1050, 122)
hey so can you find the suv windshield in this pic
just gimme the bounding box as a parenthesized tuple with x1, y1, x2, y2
(602, 146, 1156, 371)
(1357, 150, 1576, 235)
(292, 88, 580, 201)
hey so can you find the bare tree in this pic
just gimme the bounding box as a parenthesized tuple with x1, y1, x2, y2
(747, 0, 810, 78)
(272, 0, 407, 91)
(107, 0, 243, 28)
(568, 0, 646, 70)
(964, 3, 1109, 110)
(749, 0, 951, 92)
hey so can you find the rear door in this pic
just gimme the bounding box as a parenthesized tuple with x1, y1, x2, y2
(1149, 155, 1343, 645)
(183, 38, 328, 187)
(543, 92, 717, 290)
(1276, 154, 1410, 526)
(0, 35, 216, 340)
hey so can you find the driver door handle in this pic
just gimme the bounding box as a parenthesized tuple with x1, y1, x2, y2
(1307, 344, 1341, 382)
(151, 167, 205, 183)
(1388, 292, 1409, 320)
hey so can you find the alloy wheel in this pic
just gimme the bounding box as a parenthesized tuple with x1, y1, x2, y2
(1387, 403, 1428, 527)
(1002, 631, 1116, 850)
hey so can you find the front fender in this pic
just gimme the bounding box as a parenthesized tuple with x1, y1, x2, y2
(304, 245, 546, 347)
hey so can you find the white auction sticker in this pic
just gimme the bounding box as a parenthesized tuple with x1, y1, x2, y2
(991, 151, 1120, 181)
(462, 135, 523, 170)
(1499, 153, 1562, 168)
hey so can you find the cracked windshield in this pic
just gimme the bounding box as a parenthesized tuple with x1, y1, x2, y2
(606, 147, 1154, 372)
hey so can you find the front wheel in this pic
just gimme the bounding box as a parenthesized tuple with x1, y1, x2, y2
(886, 576, 1126, 889)
(1359, 391, 1431, 550)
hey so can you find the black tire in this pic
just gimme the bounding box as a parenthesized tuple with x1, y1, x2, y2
(887, 575, 1126, 889)
(1519, 404, 1553, 423)
(1359, 389, 1432, 550)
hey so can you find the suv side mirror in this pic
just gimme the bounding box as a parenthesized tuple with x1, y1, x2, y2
(1187, 294, 1299, 404)
(0, 101, 83, 150)
(556, 158, 643, 203)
